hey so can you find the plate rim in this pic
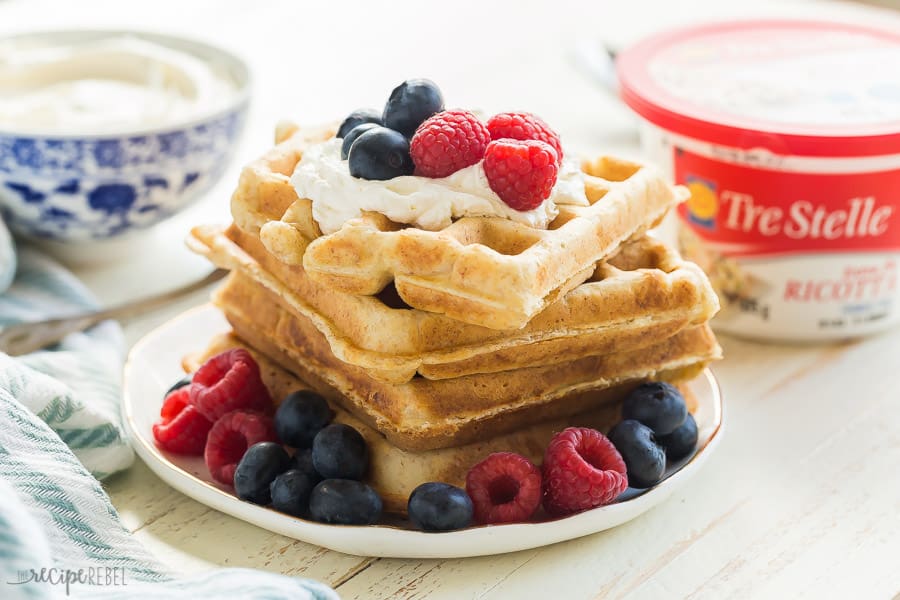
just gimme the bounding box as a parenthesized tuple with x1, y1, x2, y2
(123, 304, 725, 558)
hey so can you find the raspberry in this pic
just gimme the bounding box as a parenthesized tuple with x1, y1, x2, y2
(542, 427, 628, 516)
(483, 139, 559, 211)
(465, 452, 542, 524)
(410, 110, 491, 178)
(204, 410, 277, 486)
(190, 349, 272, 422)
(160, 385, 191, 422)
(486, 112, 563, 162)
(152, 386, 213, 455)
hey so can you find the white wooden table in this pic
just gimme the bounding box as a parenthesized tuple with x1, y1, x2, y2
(4, 0, 900, 597)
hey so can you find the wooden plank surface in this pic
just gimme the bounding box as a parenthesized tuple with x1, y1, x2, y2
(4, 0, 899, 597)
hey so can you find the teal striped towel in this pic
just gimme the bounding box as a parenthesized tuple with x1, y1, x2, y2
(0, 234, 337, 599)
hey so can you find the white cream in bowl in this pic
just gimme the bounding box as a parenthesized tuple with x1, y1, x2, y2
(0, 34, 240, 135)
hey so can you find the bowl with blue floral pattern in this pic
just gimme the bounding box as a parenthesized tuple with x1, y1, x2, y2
(0, 30, 251, 241)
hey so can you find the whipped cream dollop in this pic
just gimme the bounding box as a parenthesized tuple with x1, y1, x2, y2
(0, 35, 239, 134)
(291, 138, 589, 234)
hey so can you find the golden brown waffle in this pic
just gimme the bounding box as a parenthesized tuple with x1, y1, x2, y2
(230, 123, 688, 330)
(188, 223, 719, 384)
(184, 333, 699, 514)
(212, 272, 721, 451)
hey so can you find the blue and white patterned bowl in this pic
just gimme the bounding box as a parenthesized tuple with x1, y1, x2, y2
(0, 30, 251, 242)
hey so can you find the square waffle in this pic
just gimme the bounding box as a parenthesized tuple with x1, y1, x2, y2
(184, 333, 700, 514)
(230, 123, 689, 330)
(188, 224, 719, 384)
(212, 270, 721, 451)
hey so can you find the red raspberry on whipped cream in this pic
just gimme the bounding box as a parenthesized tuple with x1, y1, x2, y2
(483, 139, 560, 211)
(487, 112, 563, 163)
(410, 110, 491, 178)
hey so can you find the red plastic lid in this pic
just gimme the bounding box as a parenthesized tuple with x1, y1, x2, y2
(617, 20, 900, 157)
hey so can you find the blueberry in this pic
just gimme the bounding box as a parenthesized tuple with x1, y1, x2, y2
(341, 123, 380, 160)
(407, 482, 473, 532)
(312, 424, 368, 480)
(288, 448, 322, 485)
(382, 79, 444, 138)
(233, 442, 291, 504)
(607, 420, 666, 488)
(309, 479, 382, 525)
(657, 413, 698, 461)
(270, 469, 316, 517)
(166, 373, 193, 396)
(348, 127, 414, 180)
(622, 382, 687, 435)
(275, 390, 333, 448)
(337, 108, 382, 138)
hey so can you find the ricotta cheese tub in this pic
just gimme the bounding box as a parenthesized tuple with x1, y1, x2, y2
(617, 20, 900, 342)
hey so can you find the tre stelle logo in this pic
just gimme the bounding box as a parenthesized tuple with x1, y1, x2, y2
(684, 175, 719, 230)
(7, 566, 127, 596)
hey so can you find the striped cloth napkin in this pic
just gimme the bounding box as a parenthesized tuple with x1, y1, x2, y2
(0, 222, 337, 600)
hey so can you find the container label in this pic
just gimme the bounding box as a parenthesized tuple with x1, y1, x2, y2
(675, 149, 900, 256)
(673, 147, 900, 339)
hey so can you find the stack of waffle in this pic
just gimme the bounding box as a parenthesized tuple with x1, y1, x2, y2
(187, 124, 721, 512)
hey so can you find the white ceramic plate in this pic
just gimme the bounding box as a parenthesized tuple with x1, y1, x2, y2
(123, 305, 724, 559)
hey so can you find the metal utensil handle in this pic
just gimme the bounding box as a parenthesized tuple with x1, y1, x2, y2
(0, 268, 228, 356)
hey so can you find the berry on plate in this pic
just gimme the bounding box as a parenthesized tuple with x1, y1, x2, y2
(382, 78, 444, 138)
(190, 348, 272, 422)
(337, 108, 383, 139)
(309, 479, 383, 525)
(607, 420, 666, 489)
(288, 447, 322, 485)
(152, 386, 213, 455)
(465, 452, 542, 525)
(165, 373, 193, 396)
(657, 413, 698, 461)
(341, 122, 381, 160)
(409, 110, 491, 178)
(274, 389, 333, 449)
(159, 385, 191, 421)
(483, 139, 559, 211)
(542, 427, 628, 515)
(233, 441, 290, 505)
(311, 423, 368, 480)
(407, 482, 474, 532)
(204, 410, 277, 486)
(622, 382, 688, 435)
(270, 469, 317, 517)
(348, 126, 414, 180)
(486, 112, 563, 163)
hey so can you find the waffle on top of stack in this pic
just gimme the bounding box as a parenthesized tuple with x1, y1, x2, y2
(230, 123, 690, 330)
(188, 122, 721, 455)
